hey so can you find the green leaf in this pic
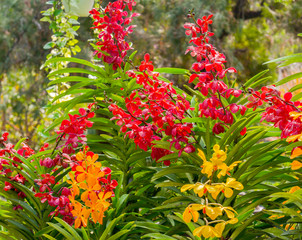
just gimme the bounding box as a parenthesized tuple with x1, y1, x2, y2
(48, 68, 103, 78)
(151, 165, 200, 182)
(242, 69, 269, 88)
(46, 222, 74, 240)
(115, 194, 129, 214)
(35, 226, 53, 237)
(14, 138, 28, 150)
(141, 233, 178, 239)
(135, 221, 169, 232)
(54, 217, 82, 240)
(48, 76, 92, 86)
(276, 72, 302, 86)
(99, 214, 125, 240)
(43, 57, 105, 73)
(43, 234, 57, 240)
(43, 42, 56, 49)
(80, 228, 90, 240)
(107, 230, 130, 240)
(154, 68, 189, 75)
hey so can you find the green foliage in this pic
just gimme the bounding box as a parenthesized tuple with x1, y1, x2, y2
(2, 1, 302, 240)
(41, 53, 301, 239)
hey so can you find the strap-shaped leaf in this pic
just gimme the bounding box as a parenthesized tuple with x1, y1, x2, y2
(141, 233, 178, 239)
(54, 217, 82, 240)
(99, 214, 125, 240)
(46, 222, 74, 240)
(154, 68, 189, 75)
(44, 57, 105, 73)
(48, 67, 104, 78)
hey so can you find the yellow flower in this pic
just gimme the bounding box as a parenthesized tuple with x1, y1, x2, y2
(193, 222, 225, 238)
(86, 153, 99, 166)
(220, 206, 237, 219)
(183, 204, 202, 223)
(201, 160, 215, 178)
(198, 149, 207, 162)
(222, 178, 244, 198)
(217, 161, 241, 178)
(181, 182, 208, 197)
(227, 218, 238, 224)
(204, 206, 222, 220)
(207, 184, 224, 199)
(200, 144, 238, 178)
(211, 144, 227, 164)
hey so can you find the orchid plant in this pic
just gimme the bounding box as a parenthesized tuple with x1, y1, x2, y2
(1, 0, 302, 239)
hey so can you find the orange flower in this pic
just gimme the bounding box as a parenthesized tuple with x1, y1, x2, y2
(67, 172, 80, 197)
(291, 160, 302, 170)
(290, 148, 302, 159)
(287, 133, 302, 143)
(71, 201, 91, 229)
(289, 186, 301, 193)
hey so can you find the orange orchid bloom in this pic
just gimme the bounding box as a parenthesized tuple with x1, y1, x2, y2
(71, 201, 91, 229)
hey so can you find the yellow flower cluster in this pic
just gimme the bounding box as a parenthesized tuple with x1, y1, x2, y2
(181, 144, 243, 239)
(68, 151, 112, 228)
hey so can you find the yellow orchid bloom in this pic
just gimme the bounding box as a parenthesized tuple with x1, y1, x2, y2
(211, 144, 227, 163)
(214, 222, 226, 237)
(223, 178, 244, 198)
(220, 206, 237, 219)
(183, 204, 203, 223)
(217, 161, 242, 178)
(193, 222, 225, 238)
(204, 206, 223, 220)
(201, 160, 215, 178)
(181, 182, 209, 197)
(227, 218, 238, 224)
(207, 184, 224, 199)
(200, 145, 229, 178)
(198, 148, 207, 162)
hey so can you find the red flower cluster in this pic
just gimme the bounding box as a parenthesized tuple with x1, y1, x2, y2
(90, 0, 139, 70)
(0, 133, 32, 206)
(185, 15, 246, 134)
(247, 86, 302, 139)
(35, 182, 74, 225)
(109, 54, 195, 165)
(56, 104, 95, 154)
(0, 105, 97, 225)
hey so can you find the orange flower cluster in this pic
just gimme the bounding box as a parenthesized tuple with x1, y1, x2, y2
(287, 112, 302, 170)
(181, 144, 243, 239)
(68, 150, 116, 228)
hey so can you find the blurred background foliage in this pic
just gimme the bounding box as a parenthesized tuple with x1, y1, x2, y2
(0, 0, 302, 148)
